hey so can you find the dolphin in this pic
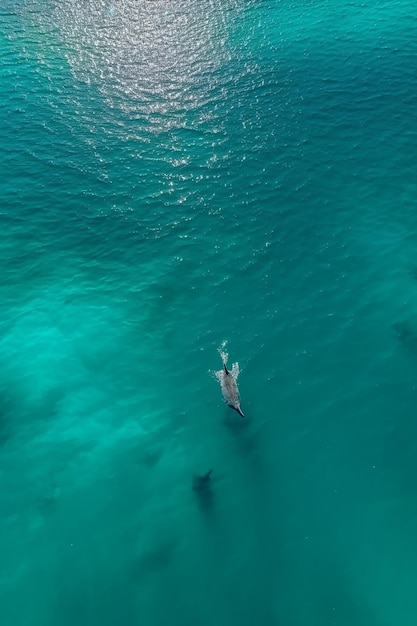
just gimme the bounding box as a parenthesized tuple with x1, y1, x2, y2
(192, 469, 214, 512)
(192, 469, 213, 492)
(215, 356, 245, 418)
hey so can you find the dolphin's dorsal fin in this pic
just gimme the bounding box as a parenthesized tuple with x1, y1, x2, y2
(224, 364, 229, 375)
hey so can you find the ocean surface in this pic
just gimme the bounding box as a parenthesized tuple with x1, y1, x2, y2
(1, 1, 417, 624)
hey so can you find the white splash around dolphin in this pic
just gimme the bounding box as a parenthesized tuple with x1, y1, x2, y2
(214, 343, 244, 418)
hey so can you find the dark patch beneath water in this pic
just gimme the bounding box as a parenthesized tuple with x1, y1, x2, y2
(393, 321, 417, 356)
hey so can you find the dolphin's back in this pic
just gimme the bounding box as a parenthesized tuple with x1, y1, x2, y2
(215, 353, 244, 417)
(222, 371, 239, 404)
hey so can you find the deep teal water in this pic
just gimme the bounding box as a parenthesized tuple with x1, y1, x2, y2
(1, 1, 417, 624)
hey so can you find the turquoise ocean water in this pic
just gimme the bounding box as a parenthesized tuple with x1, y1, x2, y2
(1, 1, 417, 624)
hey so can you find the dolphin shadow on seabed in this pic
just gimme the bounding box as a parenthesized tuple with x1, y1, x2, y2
(222, 405, 269, 474)
(393, 321, 417, 356)
(192, 469, 214, 513)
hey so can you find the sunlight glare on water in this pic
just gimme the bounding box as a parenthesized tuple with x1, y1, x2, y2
(52, 0, 237, 126)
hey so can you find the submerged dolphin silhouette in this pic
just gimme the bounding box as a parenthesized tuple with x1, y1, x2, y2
(192, 469, 213, 492)
(215, 357, 244, 418)
(192, 469, 214, 512)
